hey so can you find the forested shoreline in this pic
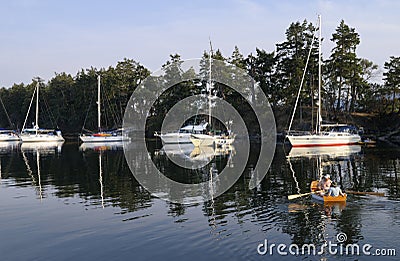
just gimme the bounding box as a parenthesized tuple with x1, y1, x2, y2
(1, 19, 399, 139)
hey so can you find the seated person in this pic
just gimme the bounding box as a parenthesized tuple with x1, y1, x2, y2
(327, 181, 344, 197)
(317, 174, 332, 195)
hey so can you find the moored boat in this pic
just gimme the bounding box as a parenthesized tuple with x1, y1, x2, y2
(310, 180, 347, 202)
(0, 129, 20, 142)
(156, 122, 208, 144)
(189, 42, 235, 147)
(286, 15, 361, 147)
(79, 75, 129, 143)
(20, 78, 65, 143)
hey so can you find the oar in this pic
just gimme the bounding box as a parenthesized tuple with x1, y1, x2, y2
(288, 190, 323, 200)
(345, 190, 385, 197)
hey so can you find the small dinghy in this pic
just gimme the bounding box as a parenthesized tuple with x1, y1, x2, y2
(310, 181, 347, 202)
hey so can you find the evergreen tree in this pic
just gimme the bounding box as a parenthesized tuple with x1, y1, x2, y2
(383, 56, 400, 113)
(246, 48, 276, 106)
(326, 20, 361, 112)
(274, 19, 319, 107)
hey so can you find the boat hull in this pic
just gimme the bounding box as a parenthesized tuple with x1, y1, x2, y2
(310, 180, 347, 202)
(311, 193, 347, 202)
(287, 133, 361, 147)
(158, 133, 192, 144)
(79, 135, 129, 143)
(0, 134, 21, 142)
(20, 134, 64, 142)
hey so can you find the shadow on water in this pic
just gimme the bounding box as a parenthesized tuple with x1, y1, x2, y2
(0, 141, 399, 260)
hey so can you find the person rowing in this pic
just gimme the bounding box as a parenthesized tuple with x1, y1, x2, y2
(316, 174, 332, 196)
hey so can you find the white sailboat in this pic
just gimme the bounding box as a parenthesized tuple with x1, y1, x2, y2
(20, 79, 65, 143)
(286, 15, 361, 147)
(190, 43, 235, 147)
(0, 130, 20, 142)
(155, 122, 209, 144)
(0, 95, 20, 142)
(80, 75, 129, 143)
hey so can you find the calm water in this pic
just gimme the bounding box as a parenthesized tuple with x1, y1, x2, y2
(0, 141, 399, 260)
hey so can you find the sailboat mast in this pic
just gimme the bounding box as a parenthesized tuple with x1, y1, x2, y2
(208, 46, 212, 129)
(97, 75, 101, 132)
(317, 15, 322, 134)
(35, 81, 39, 135)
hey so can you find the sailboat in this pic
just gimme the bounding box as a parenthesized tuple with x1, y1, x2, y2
(155, 121, 209, 144)
(79, 75, 129, 143)
(0, 91, 21, 142)
(286, 15, 361, 147)
(190, 43, 235, 147)
(0, 129, 20, 142)
(20, 79, 65, 143)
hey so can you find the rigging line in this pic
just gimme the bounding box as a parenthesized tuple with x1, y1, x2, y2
(81, 94, 94, 133)
(0, 93, 16, 130)
(42, 95, 57, 128)
(105, 92, 120, 128)
(22, 86, 37, 131)
(287, 24, 318, 134)
(191, 103, 202, 133)
(108, 91, 121, 126)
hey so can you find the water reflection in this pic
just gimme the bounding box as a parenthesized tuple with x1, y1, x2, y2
(79, 141, 123, 152)
(0, 141, 20, 154)
(21, 141, 64, 154)
(156, 143, 235, 169)
(0, 141, 399, 260)
(287, 145, 362, 159)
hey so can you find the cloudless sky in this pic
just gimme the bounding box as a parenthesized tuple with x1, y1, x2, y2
(1, 0, 399, 87)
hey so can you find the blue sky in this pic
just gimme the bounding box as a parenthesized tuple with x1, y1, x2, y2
(1, 0, 399, 87)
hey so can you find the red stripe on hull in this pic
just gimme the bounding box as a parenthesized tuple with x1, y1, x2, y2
(291, 142, 359, 148)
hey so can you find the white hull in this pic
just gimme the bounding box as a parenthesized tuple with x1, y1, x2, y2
(159, 133, 192, 144)
(79, 135, 129, 143)
(0, 134, 20, 142)
(190, 134, 236, 147)
(20, 134, 65, 142)
(287, 133, 361, 147)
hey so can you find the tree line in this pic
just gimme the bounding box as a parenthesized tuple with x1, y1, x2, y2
(0, 19, 399, 134)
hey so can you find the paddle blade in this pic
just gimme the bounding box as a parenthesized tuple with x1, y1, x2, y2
(288, 192, 310, 200)
(288, 194, 302, 200)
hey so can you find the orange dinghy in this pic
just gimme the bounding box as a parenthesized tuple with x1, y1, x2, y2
(310, 180, 347, 202)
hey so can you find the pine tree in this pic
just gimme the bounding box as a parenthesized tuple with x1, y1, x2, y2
(326, 20, 361, 112)
(383, 56, 400, 113)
